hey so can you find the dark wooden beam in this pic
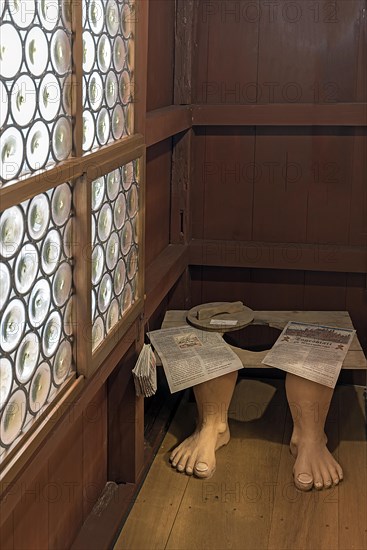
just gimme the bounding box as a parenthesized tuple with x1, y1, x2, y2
(189, 239, 367, 274)
(192, 104, 367, 127)
(145, 105, 192, 146)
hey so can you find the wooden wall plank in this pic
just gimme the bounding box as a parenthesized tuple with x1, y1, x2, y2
(349, 134, 367, 246)
(304, 272, 347, 311)
(48, 416, 84, 550)
(194, 0, 260, 104)
(146, 0, 175, 111)
(258, 0, 365, 104)
(201, 127, 256, 240)
(107, 347, 144, 484)
(190, 127, 207, 239)
(82, 386, 107, 520)
(346, 273, 367, 352)
(171, 130, 192, 244)
(0, 513, 14, 550)
(12, 468, 49, 550)
(145, 139, 172, 267)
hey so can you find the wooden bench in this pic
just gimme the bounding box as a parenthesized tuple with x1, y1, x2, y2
(159, 310, 367, 372)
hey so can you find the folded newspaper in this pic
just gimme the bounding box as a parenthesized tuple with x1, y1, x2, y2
(132, 343, 157, 397)
(262, 321, 356, 388)
(148, 326, 243, 393)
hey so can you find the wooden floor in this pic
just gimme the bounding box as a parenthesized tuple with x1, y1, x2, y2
(114, 380, 367, 550)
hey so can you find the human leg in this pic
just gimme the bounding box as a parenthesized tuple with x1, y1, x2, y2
(170, 370, 238, 477)
(285, 373, 343, 490)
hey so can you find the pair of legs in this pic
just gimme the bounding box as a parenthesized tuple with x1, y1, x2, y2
(169, 371, 343, 490)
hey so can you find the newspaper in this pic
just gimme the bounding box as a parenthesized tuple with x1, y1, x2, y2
(262, 321, 356, 388)
(147, 325, 243, 393)
(132, 343, 157, 397)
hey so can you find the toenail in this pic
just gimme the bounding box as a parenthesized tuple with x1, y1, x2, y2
(333, 478, 339, 485)
(315, 482, 323, 489)
(195, 462, 209, 472)
(297, 473, 313, 484)
(186, 468, 193, 474)
(177, 465, 184, 472)
(325, 479, 332, 487)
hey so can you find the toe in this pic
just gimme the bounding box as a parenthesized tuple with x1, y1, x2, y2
(176, 452, 190, 472)
(185, 453, 197, 475)
(294, 472, 313, 491)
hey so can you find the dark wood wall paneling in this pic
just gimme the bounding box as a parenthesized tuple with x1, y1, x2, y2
(190, 0, 367, 352)
(145, 139, 173, 267)
(1, 386, 107, 550)
(146, 0, 175, 111)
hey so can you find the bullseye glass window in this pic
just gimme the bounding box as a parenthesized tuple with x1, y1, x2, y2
(0, 1, 73, 185)
(82, 0, 135, 153)
(0, 183, 75, 455)
(91, 159, 139, 351)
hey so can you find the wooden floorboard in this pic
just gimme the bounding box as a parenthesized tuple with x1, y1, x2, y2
(114, 383, 366, 550)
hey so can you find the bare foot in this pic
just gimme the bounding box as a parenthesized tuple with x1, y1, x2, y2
(290, 433, 343, 491)
(169, 423, 230, 478)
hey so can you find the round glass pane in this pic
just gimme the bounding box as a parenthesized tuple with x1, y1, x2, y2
(121, 282, 132, 312)
(42, 310, 62, 357)
(25, 26, 49, 77)
(82, 110, 95, 151)
(0, 358, 13, 410)
(106, 71, 118, 109)
(106, 299, 119, 332)
(0, 205, 24, 258)
(119, 70, 131, 105)
(121, 220, 133, 255)
(96, 108, 110, 146)
(51, 29, 71, 75)
(89, 0, 105, 34)
(15, 332, 40, 384)
(97, 203, 113, 242)
(97, 273, 112, 313)
(52, 183, 72, 226)
(83, 31, 95, 73)
(92, 316, 104, 351)
(121, 3, 133, 39)
(11, 75, 37, 127)
(106, 0, 119, 36)
(64, 296, 74, 337)
(52, 262, 72, 307)
(52, 117, 72, 161)
(113, 193, 126, 230)
(0, 24, 23, 79)
(106, 232, 119, 270)
(112, 104, 124, 140)
(29, 278, 51, 327)
(127, 246, 138, 280)
(127, 184, 138, 217)
(0, 81, 8, 128)
(113, 36, 126, 72)
(122, 161, 134, 190)
(39, 73, 61, 121)
(41, 229, 62, 275)
(92, 244, 104, 285)
(26, 121, 50, 170)
(39, 0, 60, 31)
(88, 71, 104, 111)
(0, 299, 26, 353)
(106, 169, 120, 200)
(0, 263, 11, 310)
(0, 127, 23, 182)
(63, 218, 74, 258)
(28, 193, 50, 241)
(97, 34, 112, 73)
(14, 243, 39, 294)
(0, 389, 27, 447)
(113, 259, 126, 296)
(29, 362, 52, 413)
(53, 340, 72, 385)
(92, 177, 105, 211)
